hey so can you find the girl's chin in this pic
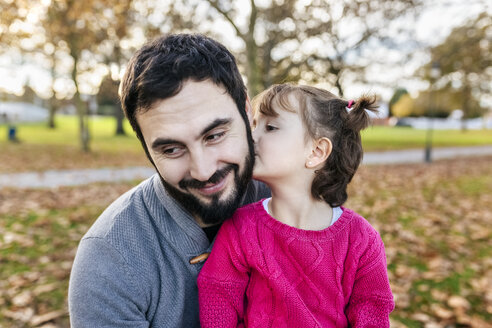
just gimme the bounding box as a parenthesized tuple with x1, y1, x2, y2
(252, 167, 265, 179)
(252, 172, 269, 184)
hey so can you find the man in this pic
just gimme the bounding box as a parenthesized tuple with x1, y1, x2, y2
(68, 34, 269, 327)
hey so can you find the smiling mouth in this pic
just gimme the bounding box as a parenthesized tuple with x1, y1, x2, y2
(194, 173, 229, 196)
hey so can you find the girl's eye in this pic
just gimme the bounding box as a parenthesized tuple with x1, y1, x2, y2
(266, 124, 277, 131)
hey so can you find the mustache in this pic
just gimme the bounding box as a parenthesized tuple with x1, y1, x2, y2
(178, 164, 237, 190)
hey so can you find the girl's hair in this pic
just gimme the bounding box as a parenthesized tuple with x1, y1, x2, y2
(252, 84, 378, 207)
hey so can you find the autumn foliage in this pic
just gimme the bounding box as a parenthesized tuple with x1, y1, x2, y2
(0, 156, 491, 327)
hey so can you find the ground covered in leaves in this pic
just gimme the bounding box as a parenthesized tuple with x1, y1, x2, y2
(0, 156, 491, 327)
(0, 143, 150, 173)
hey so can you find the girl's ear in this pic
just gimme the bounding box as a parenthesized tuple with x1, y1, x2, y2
(306, 137, 332, 168)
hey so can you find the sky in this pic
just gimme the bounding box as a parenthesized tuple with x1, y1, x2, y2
(344, 0, 490, 102)
(0, 0, 490, 103)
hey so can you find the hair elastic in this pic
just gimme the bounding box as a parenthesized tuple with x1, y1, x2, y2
(347, 100, 354, 108)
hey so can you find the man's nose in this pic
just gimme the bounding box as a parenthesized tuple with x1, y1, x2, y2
(189, 149, 217, 182)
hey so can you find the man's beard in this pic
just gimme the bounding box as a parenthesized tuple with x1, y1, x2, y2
(160, 140, 254, 225)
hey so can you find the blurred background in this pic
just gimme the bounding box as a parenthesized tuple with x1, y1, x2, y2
(0, 0, 491, 327)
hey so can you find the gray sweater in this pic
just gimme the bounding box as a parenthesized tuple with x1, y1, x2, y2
(68, 174, 269, 327)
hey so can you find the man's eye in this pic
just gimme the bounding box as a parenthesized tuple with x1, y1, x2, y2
(206, 131, 225, 142)
(266, 124, 277, 131)
(162, 147, 184, 157)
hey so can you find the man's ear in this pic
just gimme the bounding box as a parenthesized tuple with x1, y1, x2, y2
(245, 96, 253, 126)
(306, 137, 332, 168)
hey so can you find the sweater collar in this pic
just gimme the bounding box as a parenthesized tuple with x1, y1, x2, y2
(151, 174, 210, 251)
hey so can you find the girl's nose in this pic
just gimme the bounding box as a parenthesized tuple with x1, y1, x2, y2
(252, 128, 259, 143)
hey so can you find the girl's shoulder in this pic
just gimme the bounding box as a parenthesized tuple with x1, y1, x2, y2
(342, 207, 377, 230)
(341, 207, 383, 246)
(232, 200, 265, 222)
(222, 199, 265, 235)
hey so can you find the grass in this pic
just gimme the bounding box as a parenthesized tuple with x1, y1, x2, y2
(0, 115, 141, 153)
(0, 182, 137, 327)
(0, 156, 491, 327)
(1, 116, 491, 173)
(361, 125, 492, 151)
(1, 116, 491, 153)
(0, 116, 150, 173)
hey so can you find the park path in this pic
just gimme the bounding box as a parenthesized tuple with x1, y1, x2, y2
(362, 145, 492, 165)
(1, 145, 491, 189)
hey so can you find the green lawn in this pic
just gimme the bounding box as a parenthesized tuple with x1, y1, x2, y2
(361, 126, 492, 151)
(0, 116, 150, 172)
(1, 116, 492, 152)
(0, 115, 141, 153)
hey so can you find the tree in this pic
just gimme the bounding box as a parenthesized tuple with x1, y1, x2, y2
(0, 0, 28, 46)
(392, 93, 414, 118)
(93, 0, 166, 135)
(1, 1, 63, 129)
(389, 88, 409, 117)
(20, 83, 37, 104)
(39, 0, 144, 148)
(35, 0, 105, 151)
(422, 13, 491, 122)
(0, 1, 57, 127)
(96, 75, 120, 113)
(172, 0, 422, 97)
(96, 0, 134, 135)
(392, 88, 474, 118)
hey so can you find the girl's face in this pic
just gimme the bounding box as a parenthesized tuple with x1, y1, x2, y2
(252, 96, 312, 185)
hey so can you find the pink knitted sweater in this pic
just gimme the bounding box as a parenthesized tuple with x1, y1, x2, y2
(198, 201, 394, 327)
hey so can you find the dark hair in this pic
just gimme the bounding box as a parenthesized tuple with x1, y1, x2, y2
(252, 84, 378, 207)
(119, 33, 249, 159)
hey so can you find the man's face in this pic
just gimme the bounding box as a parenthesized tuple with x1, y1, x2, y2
(137, 79, 254, 226)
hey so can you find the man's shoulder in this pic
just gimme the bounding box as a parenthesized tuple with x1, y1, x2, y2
(83, 175, 159, 240)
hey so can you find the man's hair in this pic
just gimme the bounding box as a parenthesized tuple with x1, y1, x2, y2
(119, 33, 249, 158)
(252, 84, 378, 207)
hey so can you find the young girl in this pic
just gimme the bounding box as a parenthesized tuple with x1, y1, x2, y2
(197, 84, 394, 327)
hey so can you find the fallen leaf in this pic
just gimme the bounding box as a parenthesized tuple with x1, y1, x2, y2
(12, 290, 33, 307)
(447, 295, 470, 310)
(33, 283, 59, 296)
(2, 307, 34, 322)
(431, 304, 454, 320)
(30, 310, 66, 327)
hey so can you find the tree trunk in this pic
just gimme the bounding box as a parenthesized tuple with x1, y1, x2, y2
(245, 2, 261, 97)
(48, 103, 56, 129)
(461, 83, 470, 132)
(75, 93, 90, 152)
(112, 79, 125, 135)
(246, 40, 261, 97)
(71, 56, 90, 152)
(330, 62, 344, 97)
(335, 77, 344, 98)
(114, 102, 125, 135)
(48, 51, 57, 129)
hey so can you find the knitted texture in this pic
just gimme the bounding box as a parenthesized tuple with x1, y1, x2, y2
(198, 201, 394, 327)
(69, 175, 270, 328)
